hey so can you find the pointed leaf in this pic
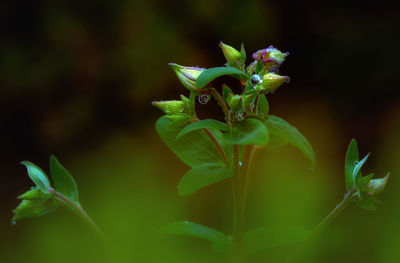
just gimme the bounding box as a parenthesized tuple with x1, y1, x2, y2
(49, 155, 79, 202)
(265, 116, 315, 168)
(21, 161, 51, 193)
(224, 119, 269, 145)
(345, 139, 359, 191)
(353, 153, 370, 187)
(265, 133, 289, 151)
(240, 43, 246, 62)
(196, 67, 248, 89)
(156, 116, 229, 167)
(159, 221, 231, 253)
(257, 95, 269, 116)
(244, 225, 311, 254)
(222, 85, 233, 100)
(353, 196, 379, 211)
(178, 163, 233, 196)
(177, 119, 227, 139)
(255, 60, 264, 74)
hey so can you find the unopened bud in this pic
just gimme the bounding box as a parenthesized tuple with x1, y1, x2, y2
(219, 42, 242, 66)
(367, 173, 390, 196)
(262, 73, 290, 93)
(252, 45, 289, 72)
(152, 100, 185, 115)
(227, 93, 244, 112)
(18, 188, 46, 200)
(169, 63, 205, 92)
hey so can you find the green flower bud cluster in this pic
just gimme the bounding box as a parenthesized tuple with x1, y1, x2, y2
(152, 42, 293, 121)
(12, 156, 80, 224)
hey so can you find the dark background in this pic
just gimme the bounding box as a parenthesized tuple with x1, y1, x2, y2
(1, 1, 399, 262)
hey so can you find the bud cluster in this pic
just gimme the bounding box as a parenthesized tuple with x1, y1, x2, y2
(153, 42, 291, 119)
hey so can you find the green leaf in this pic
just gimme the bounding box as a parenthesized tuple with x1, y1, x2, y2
(265, 134, 289, 151)
(240, 43, 246, 62)
(178, 163, 233, 196)
(156, 116, 228, 167)
(257, 94, 269, 116)
(224, 119, 269, 145)
(49, 155, 79, 202)
(21, 161, 51, 193)
(244, 225, 311, 254)
(222, 85, 233, 100)
(265, 115, 315, 168)
(196, 67, 248, 89)
(353, 195, 379, 211)
(353, 153, 370, 187)
(177, 119, 228, 139)
(159, 221, 231, 253)
(166, 115, 191, 131)
(345, 139, 359, 191)
(255, 60, 264, 74)
(12, 198, 59, 222)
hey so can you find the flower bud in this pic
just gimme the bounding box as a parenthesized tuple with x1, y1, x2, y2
(169, 63, 205, 92)
(367, 173, 390, 196)
(226, 93, 244, 112)
(219, 42, 242, 66)
(18, 188, 46, 200)
(252, 45, 289, 72)
(262, 73, 290, 93)
(152, 100, 185, 115)
(12, 198, 59, 222)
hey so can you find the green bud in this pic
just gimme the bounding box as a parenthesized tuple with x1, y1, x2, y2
(219, 42, 242, 66)
(12, 198, 59, 223)
(262, 73, 290, 93)
(18, 188, 46, 200)
(366, 173, 390, 196)
(227, 93, 244, 112)
(169, 63, 205, 92)
(152, 100, 185, 115)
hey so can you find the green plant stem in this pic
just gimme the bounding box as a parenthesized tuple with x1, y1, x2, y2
(242, 146, 258, 213)
(288, 187, 356, 262)
(48, 188, 112, 248)
(210, 88, 231, 128)
(232, 144, 244, 263)
(307, 187, 356, 241)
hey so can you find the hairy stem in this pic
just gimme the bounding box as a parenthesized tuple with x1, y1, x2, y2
(48, 188, 112, 248)
(203, 127, 230, 166)
(210, 88, 231, 128)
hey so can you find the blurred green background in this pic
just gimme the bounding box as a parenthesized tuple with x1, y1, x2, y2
(1, 0, 399, 262)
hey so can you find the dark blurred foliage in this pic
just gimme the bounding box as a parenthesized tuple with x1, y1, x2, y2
(0, 0, 399, 262)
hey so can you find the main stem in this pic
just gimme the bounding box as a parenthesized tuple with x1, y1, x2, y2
(209, 87, 247, 262)
(232, 144, 244, 262)
(48, 188, 112, 248)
